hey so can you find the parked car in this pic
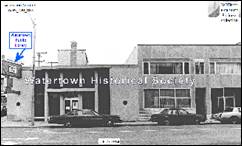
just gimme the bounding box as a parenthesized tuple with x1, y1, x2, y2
(1, 105, 7, 117)
(48, 109, 122, 127)
(150, 108, 205, 125)
(213, 107, 241, 124)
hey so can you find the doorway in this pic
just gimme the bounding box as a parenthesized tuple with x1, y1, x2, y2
(65, 98, 79, 114)
(217, 96, 235, 112)
(195, 88, 206, 115)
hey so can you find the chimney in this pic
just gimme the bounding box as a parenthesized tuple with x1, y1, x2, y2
(71, 41, 77, 50)
(70, 41, 77, 66)
(58, 41, 88, 66)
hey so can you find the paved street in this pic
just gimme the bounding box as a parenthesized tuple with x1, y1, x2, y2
(1, 124, 241, 145)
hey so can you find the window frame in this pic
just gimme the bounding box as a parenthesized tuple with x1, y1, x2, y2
(195, 61, 205, 74)
(143, 62, 150, 75)
(144, 88, 191, 109)
(215, 62, 241, 75)
(209, 62, 216, 74)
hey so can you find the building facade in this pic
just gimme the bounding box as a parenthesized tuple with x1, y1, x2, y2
(5, 43, 241, 122)
(132, 44, 241, 117)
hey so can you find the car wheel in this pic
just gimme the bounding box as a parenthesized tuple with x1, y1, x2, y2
(231, 117, 239, 124)
(106, 120, 114, 127)
(195, 118, 201, 125)
(64, 121, 72, 127)
(157, 121, 163, 125)
(163, 120, 170, 126)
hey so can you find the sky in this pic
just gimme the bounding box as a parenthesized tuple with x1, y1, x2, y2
(1, 1, 241, 67)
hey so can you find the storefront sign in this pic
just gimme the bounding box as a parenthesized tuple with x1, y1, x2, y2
(1, 60, 22, 78)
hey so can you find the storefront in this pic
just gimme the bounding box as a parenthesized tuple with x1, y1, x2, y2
(33, 67, 111, 121)
(130, 44, 241, 117)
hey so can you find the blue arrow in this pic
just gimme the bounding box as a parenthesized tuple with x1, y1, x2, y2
(15, 48, 26, 62)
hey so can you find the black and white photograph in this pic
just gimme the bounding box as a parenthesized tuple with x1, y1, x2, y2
(1, 1, 241, 145)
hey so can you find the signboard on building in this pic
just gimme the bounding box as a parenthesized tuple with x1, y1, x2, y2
(1, 60, 22, 78)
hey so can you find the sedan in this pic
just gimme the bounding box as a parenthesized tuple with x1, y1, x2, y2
(150, 108, 205, 125)
(213, 107, 241, 124)
(48, 109, 122, 127)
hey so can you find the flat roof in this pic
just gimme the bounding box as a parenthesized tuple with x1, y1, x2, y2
(21, 64, 138, 70)
(57, 49, 86, 51)
(137, 44, 241, 46)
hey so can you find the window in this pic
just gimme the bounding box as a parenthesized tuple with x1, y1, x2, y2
(176, 89, 191, 108)
(195, 62, 204, 74)
(176, 89, 190, 97)
(150, 62, 183, 74)
(143, 62, 149, 74)
(160, 89, 174, 97)
(216, 63, 241, 74)
(210, 62, 215, 74)
(144, 89, 159, 108)
(160, 98, 175, 108)
(178, 109, 189, 115)
(172, 110, 178, 115)
(160, 89, 175, 108)
(144, 89, 191, 108)
(184, 62, 189, 74)
(177, 99, 191, 108)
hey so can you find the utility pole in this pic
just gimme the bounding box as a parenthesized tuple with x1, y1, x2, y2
(30, 15, 36, 126)
(36, 52, 47, 67)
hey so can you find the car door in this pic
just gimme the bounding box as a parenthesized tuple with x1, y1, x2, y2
(82, 110, 104, 126)
(168, 110, 179, 125)
(178, 109, 191, 125)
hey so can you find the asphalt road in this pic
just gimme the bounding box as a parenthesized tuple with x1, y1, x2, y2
(1, 124, 241, 145)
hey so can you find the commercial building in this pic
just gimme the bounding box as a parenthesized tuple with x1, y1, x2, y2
(5, 43, 241, 122)
(131, 44, 241, 119)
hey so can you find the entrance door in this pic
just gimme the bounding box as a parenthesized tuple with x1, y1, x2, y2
(195, 88, 206, 115)
(65, 98, 79, 114)
(217, 96, 235, 112)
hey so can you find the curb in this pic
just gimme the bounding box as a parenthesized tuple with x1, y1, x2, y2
(1, 120, 221, 128)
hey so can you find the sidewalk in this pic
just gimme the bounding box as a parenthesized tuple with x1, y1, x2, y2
(1, 117, 62, 128)
(1, 117, 220, 128)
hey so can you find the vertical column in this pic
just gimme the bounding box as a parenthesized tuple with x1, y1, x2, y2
(60, 73, 64, 87)
(94, 71, 98, 112)
(205, 56, 212, 117)
(44, 72, 49, 122)
(191, 86, 196, 111)
(182, 62, 185, 74)
(79, 72, 83, 87)
(78, 93, 83, 109)
(60, 95, 65, 115)
(206, 87, 212, 115)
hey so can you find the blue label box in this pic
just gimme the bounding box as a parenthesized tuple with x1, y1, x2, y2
(9, 32, 32, 49)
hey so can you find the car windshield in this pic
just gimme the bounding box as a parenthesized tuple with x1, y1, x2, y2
(66, 110, 100, 116)
(160, 109, 169, 114)
(82, 110, 100, 116)
(224, 107, 233, 112)
(66, 110, 78, 115)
